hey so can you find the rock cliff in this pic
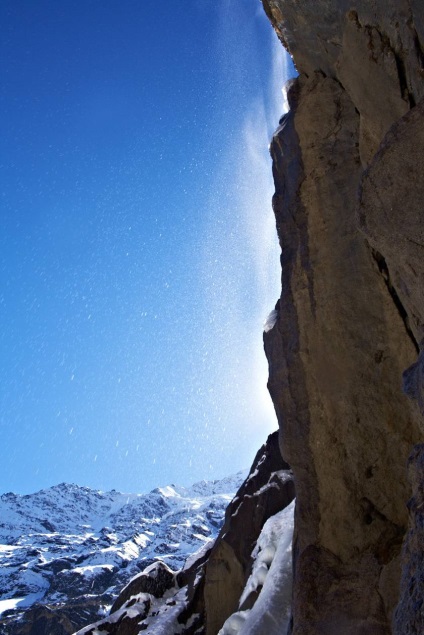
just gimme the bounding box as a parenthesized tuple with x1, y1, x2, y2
(262, 1, 424, 633)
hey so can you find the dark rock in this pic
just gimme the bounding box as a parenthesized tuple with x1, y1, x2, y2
(40, 520, 56, 533)
(76, 602, 151, 635)
(111, 561, 175, 612)
(49, 565, 117, 599)
(4, 600, 103, 635)
(403, 350, 424, 416)
(393, 444, 424, 635)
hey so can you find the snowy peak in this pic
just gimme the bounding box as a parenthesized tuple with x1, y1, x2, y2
(75, 432, 295, 635)
(0, 472, 247, 635)
(0, 472, 247, 543)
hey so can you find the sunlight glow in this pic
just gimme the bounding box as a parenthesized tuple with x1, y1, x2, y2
(197, 8, 295, 442)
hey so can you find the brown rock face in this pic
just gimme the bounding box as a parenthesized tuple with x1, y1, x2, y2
(262, 1, 424, 632)
(359, 99, 424, 350)
(262, 1, 424, 166)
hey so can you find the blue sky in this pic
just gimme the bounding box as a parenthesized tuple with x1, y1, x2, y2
(0, 0, 295, 494)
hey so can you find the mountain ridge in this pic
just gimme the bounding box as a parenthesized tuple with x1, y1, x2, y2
(0, 471, 247, 634)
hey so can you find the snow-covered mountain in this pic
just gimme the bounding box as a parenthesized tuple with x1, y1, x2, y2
(0, 472, 247, 634)
(74, 432, 295, 635)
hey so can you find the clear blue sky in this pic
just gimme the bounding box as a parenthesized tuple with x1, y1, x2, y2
(0, 0, 296, 494)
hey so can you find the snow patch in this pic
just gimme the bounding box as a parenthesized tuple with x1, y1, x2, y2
(156, 486, 181, 498)
(0, 598, 24, 616)
(184, 537, 214, 570)
(135, 586, 188, 634)
(0, 544, 20, 553)
(221, 611, 250, 634)
(219, 500, 295, 635)
(0, 591, 45, 617)
(72, 564, 115, 578)
(263, 309, 278, 333)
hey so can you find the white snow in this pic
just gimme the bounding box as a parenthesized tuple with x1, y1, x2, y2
(131, 586, 188, 635)
(0, 591, 45, 617)
(221, 611, 250, 634)
(0, 544, 20, 553)
(253, 470, 292, 498)
(72, 564, 115, 578)
(0, 598, 24, 616)
(75, 586, 188, 635)
(263, 308, 279, 333)
(19, 568, 50, 590)
(184, 537, 215, 570)
(191, 533, 210, 543)
(0, 472, 246, 625)
(157, 486, 181, 498)
(219, 500, 295, 635)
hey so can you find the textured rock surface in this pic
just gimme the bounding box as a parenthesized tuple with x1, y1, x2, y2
(393, 444, 424, 635)
(262, 1, 424, 166)
(262, 1, 424, 633)
(359, 97, 424, 357)
(264, 72, 421, 634)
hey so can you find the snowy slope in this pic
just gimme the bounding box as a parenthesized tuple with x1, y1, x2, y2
(218, 500, 295, 635)
(0, 472, 246, 633)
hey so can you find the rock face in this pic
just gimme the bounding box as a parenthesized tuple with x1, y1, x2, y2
(359, 99, 424, 372)
(393, 444, 424, 635)
(262, 1, 424, 633)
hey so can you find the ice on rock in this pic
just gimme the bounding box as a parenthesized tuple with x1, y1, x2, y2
(222, 611, 250, 634)
(263, 308, 279, 333)
(252, 562, 268, 587)
(219, 500, 295, 635)
(258, 544, 276, 565)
